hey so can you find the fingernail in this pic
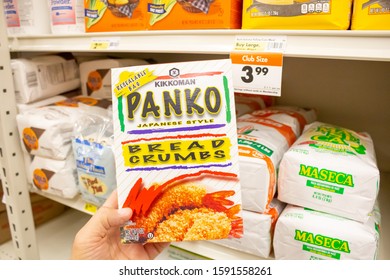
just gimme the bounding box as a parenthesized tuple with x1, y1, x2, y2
(118, 208, 132, 218)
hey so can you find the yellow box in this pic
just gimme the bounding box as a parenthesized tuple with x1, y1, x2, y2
(242, 0, 353, 30)
(351, 0, 390, 30)
(85, 0, 147, 32)
(146, 0, 243, 30)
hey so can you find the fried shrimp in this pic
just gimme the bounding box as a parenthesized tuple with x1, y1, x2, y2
(132, 184, 207, 237)
(151, 208, 231, 242)
(121, 171, 242, 243)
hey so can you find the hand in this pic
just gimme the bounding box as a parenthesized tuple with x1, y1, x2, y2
(71, 190, 170, 260)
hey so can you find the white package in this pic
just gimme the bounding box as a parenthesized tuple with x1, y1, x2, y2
(16, 97, 111, 160)
(251, 106, 317, 135)
(79, 58, 148, 98)
(211, 199, 286, 258)
(235, 94, 266, 117)
(16, 106, 79, 160)
(274, 204, 381, 260)
(237, 108, 316, 213)
(16, 95, 67, 114)
(4, 0, 51, 36)
(237, 112, 299, 149)
(29, 155, 78, 199)
(11, 55, 80, 104)
(49, 0, 85, 34)
(277, 121, 380, 223)
(72, 113, 116, 207)
(238, 134, 280, 213)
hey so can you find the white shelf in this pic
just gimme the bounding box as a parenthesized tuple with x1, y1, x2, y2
(30, 190, 97, 215)
(7, 30, 390, 61)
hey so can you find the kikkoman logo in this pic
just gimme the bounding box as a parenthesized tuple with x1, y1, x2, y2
(294, 230, 351, 254)
(169, 68, 180, 78)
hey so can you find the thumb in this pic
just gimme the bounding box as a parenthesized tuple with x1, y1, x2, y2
(97, 207, 133, 230)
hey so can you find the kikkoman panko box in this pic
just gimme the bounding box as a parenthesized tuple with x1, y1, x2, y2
(351, 0, 390, 30)
(112, 59, 243, 243)
(84, 0, 147, 32)
(146, 0, 243, 30)
(242, 0, 353, 30)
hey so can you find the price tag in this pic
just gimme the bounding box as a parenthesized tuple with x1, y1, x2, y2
(231, 36, 286, 96)
(84, 203, 98, 214)
(90, 37, 120, 50)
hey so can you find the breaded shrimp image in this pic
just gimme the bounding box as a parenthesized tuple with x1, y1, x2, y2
(151, 208, 231, 242)
(132, 185, 207, 238)
(121, 170, 243, 243)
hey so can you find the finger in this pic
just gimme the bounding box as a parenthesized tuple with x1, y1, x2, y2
(102, 189, 119, 209)
(99, 207, 133, 230)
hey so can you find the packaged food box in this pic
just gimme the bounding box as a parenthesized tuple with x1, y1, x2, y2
(278, 121, 380, 223)
(274, 204, 381, 260)
(351, 0, 390, 30)
(146, 0, 243, 30)
(84, 0, 147, 32)
(242, 0, 353, 30)
(112, 59, 243, 243)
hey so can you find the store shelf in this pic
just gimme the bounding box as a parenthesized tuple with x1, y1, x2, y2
(0, 208, 90, 260)
(20, 173, 390, 260)
(7, 30, 390, 61)
(30, 190, 97, 215)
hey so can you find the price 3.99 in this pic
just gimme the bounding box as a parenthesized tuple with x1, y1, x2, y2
(241, 65, 269, 83)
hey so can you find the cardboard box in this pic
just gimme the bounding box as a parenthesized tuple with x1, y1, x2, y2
(351, 0, 390, 30)
(84, 0, 147, 32)
(146, 0, 243, 30)
(0, 194, 67, 244)
(0, 184, 5, 213)
(112, 59, 243, 243)
(242, 0, 353, 30)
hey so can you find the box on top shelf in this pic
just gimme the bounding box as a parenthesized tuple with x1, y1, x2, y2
(242, 0, 353, 30)
(351, 0, 390, 30)
(84, 0, 147, 32)
(146, 0, 243, 30)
